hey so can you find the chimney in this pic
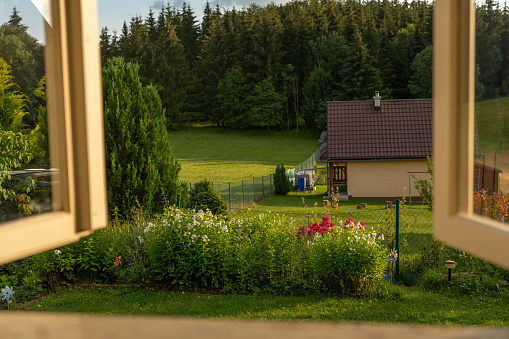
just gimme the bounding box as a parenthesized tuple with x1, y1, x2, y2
(373, 91, 381, 110)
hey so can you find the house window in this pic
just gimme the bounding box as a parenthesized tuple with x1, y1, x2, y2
(0, 0, 107, 265)
(433, 0, 509, 270)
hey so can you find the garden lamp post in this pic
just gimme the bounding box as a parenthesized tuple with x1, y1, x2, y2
(444, 260, 456, 282)
(258, 270, 266, 282)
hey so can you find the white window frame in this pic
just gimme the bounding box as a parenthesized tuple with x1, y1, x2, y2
(0, 0, 107, 265)
(434, 0, 509, 270)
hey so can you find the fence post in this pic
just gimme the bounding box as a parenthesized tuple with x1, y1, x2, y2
(262, 176, 265, 198)
(395, 199, 400, 276)
(228, 182, 231, 211)
(189, 182, 192, 191)
(177, 195, 181, 208)
(242, 179, 245, 208)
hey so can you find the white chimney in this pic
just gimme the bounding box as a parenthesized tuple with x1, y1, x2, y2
(373, 91, 381, 110)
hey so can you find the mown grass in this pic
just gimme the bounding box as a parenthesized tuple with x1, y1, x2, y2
(167, 127, 321, 184)
(25, 285, 509, 326)
(475, 97, 509, 192)
(475, 97, 509, 154)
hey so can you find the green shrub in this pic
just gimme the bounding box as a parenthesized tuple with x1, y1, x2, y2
(187, 179, 228, 215)
(274, 163, 290, 195)
(102, 57, 181, 218)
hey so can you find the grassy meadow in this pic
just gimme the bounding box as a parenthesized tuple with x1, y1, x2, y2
(167, 127, 321, 184)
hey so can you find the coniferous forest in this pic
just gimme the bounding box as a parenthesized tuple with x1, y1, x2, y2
(2, 1, 509, 132)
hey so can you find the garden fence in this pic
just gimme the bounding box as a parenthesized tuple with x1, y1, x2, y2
(285, 146, 322, 187)
(319, 201, 433, 275)
(190, 146, 323, 211)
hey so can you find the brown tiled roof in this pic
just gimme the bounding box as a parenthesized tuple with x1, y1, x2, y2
(326, 99, 433, 160)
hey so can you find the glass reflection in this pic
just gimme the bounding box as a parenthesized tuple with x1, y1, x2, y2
(0, 0, 52, 221)
(473, 2, 509, 223)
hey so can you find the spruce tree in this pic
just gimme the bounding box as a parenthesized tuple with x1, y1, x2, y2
(102, 57, 181, 217)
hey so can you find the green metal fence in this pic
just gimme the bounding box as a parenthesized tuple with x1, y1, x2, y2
(285, 146, 322, 187)
(209, 175, 274, 211)
(190, 146, 323, 211)
(319, 201, 433, 275)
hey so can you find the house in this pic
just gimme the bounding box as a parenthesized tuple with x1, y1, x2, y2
(319, 93, 433, 200)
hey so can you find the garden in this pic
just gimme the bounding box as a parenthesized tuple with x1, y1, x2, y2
(2, 188, 509, 326)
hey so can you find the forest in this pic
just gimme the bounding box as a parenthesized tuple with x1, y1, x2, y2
(1, 1, 509, 133)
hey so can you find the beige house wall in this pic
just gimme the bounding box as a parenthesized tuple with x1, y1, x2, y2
(346, 160, 428, 199)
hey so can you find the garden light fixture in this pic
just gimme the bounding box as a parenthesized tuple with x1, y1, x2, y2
(444, 260, 456, 282)
(258, 270, 266, 282)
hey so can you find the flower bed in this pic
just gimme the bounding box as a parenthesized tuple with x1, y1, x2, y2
(1, 208, 388, 305)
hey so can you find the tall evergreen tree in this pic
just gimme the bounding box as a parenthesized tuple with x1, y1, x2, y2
(102, 57, 181, 217)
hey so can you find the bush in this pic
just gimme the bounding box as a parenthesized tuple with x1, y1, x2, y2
(102, 57, 181, 218)
(306, 216, 387, 295)
(187, 179, 228, 215)
(274, 163, 290, 195)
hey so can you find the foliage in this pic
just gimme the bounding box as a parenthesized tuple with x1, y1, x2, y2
(301, 67, 332, 130)
(473, 190, 509, 222)
(306, 217, 387, 295)
(412, 156, 434, 210)
(0, 130, 37, 220)
(247, 78, 285, 131)
(215, 67, 249, 129)
(187, 179, 228, 215)
(102, 57, 181, 217)
(408, 45, 433, 98)
(273, 163, 289, 196)
(0, 57, 27, 131)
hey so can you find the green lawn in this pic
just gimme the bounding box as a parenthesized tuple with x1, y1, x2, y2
(168, 127, 321, 184)
(24, 285, 509, 326)
(475, 97, 509, 154)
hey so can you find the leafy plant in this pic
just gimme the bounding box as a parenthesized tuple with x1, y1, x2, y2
(412, 156, 433, 210)
(305, 217, 387, 295)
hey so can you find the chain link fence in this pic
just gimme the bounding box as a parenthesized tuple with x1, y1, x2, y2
(316, 201, 433, 275)
(208, 175, 274, 211)
(189, 146, 323, 211)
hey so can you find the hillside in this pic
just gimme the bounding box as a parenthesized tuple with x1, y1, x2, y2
(167, 127, 321, 184)
(475, 97, 509, 192)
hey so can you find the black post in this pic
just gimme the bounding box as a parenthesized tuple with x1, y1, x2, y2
(395, 199, 400, 276)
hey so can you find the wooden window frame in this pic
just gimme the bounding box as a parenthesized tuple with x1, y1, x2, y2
(434, 0, 509, 270)
(0, 0, 107, 265)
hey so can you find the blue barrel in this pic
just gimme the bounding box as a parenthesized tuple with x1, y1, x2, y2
(298, 177, 306, 191)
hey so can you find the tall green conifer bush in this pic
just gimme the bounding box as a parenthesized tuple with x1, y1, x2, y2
(274, 163, 290, 195)
(102, 57, 181, 217)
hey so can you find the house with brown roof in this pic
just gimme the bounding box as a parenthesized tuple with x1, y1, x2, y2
(319, 93, 433, 200)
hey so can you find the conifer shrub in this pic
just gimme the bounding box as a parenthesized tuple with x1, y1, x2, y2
(187, 179, 228, 215)
(102, 57, 181, 217)
(274, 163, 290, 195)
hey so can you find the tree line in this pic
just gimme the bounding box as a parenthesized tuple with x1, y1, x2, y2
(2, 2, 509, 133)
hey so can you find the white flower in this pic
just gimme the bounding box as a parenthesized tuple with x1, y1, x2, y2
(54, 250, 61, 255)
(138, 235, 143, 243)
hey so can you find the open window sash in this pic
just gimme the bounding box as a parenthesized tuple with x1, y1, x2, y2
(434, 0, 509, 270)
(0, 0, 107, 265)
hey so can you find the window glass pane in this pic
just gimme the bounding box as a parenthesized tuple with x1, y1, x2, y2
(474, 1, 509, 223)
(0, 0, 53, 221)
